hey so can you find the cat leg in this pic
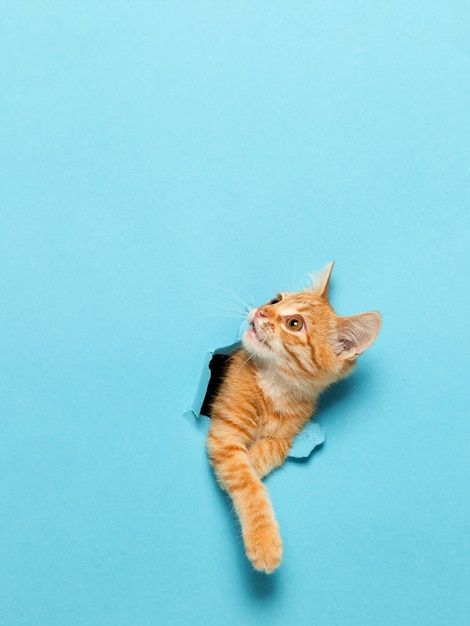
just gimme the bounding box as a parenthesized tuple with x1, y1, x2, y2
(207, 421, 283, 573)
(248, 437, 292, 479)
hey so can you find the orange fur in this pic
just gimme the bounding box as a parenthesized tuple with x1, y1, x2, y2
(207, 264, 381, 573)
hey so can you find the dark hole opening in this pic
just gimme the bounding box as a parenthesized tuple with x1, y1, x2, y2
(199, 342, 241, 417)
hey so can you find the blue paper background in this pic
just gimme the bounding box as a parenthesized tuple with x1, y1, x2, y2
(1, 3, 469, 625)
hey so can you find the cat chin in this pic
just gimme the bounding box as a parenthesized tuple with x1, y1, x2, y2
(242, 331, 275, 362)
(241, 331, 259, 353)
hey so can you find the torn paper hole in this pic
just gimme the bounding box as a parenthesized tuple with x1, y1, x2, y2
(184, 323, 325, 460)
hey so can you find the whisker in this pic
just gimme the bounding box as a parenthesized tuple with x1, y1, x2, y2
(207, 304, 246, 315)
(236, 351, 254, 373)
(212, 284, 250, 311)
(238, 284, 256, 308)
(196, 299, 248, 316)
(194, 312, 245, 319)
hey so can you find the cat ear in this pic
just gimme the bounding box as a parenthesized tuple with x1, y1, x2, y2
(332, 312, 381, 359)
(310, 261, 335, 297)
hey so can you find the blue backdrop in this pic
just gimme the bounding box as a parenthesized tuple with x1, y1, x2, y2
(1, 3, 469, 625)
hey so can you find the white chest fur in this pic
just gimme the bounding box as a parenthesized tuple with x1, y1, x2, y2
(255, 366, 313, 412)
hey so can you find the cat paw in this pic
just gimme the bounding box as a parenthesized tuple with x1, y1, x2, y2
(245, 526, 283, 574)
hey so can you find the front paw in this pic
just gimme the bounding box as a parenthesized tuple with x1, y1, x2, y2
(245, 524, 283, 574)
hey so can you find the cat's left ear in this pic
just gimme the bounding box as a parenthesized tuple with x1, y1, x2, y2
(310, 261, 335, 298)
(332, 312, 382, 359)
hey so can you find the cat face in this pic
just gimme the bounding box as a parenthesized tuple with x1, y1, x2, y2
(242, 263, 381, 383)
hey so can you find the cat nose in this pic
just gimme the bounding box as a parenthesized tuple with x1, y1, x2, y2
(255, 308, 268, 318)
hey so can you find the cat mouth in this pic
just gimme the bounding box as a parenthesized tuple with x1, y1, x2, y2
(248, 321, 269, 345)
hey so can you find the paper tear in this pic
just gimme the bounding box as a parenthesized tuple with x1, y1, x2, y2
(289, 421, 325, 459)
(183, 408, 210, 433)
(185, 321, 326, 461)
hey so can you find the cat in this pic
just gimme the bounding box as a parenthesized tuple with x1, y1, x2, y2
(207, 262, 381, 573)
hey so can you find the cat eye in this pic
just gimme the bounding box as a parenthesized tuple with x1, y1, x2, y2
(268, 294, 282, 305)
(285, 315, 304, 331)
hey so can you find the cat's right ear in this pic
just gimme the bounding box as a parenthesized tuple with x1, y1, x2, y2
(331, 311, 381, 359)
(310, 261, 335, 298)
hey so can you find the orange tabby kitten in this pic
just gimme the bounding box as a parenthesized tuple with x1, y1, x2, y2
(207, 263, 381, 573)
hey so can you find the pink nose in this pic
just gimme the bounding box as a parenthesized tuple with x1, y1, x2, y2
(255, 308, 267, 318)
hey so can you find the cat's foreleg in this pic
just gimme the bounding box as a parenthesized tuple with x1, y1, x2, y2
(207, 420, 283, 573)
(248, 437, 292, 479)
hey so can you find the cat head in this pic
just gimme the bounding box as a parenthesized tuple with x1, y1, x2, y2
(242, 262, 381, 386)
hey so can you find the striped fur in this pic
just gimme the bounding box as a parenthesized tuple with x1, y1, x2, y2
(207, 265, 381, 573)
